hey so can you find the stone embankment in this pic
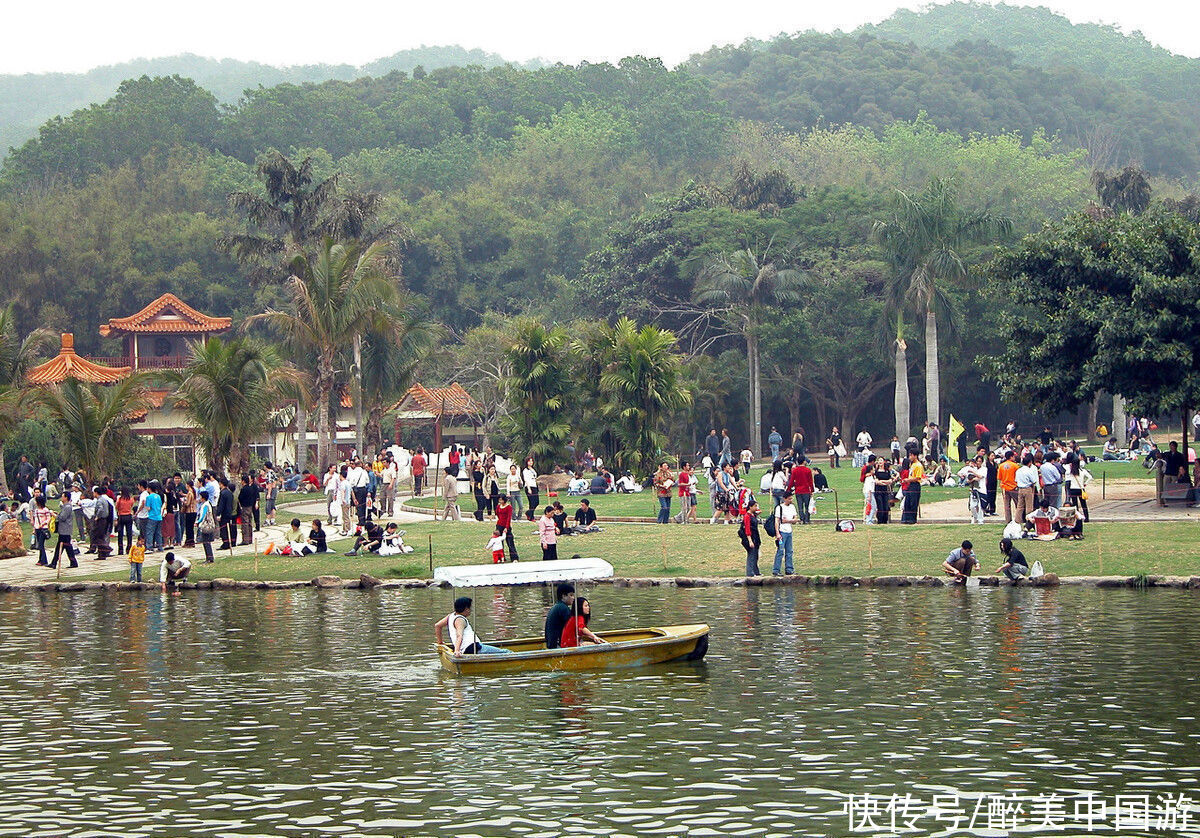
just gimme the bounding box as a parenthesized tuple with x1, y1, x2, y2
(3, 573, 1200, 593)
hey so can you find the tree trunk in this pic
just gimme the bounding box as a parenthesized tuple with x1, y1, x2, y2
(365, 406, 383, 454)
(0, 443, 8, 496)
(1087, 392, 1100, 442)
(1112, 393, 1126, 443)
(295, 402, 308, 473)
(747, 331, 761, 456)
(813, 401, 828, 444)
(925, 307, 939, 427)
(353, 335, 364, 458)
(840, 409, 860, 444)
(894, 338, 910, 443)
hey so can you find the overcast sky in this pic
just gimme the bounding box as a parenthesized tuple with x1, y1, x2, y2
(4, 0, 1197, 74)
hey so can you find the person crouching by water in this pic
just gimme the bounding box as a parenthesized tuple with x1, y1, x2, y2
(160, 551, 191, 595)
(543, 583, 575, 649)
(996, 537, 1030, 582)
(560, 597, 607, 648)
(435, 596, 512, 655)
(942, 540, 979, 584)
(739, 499, 762, 577)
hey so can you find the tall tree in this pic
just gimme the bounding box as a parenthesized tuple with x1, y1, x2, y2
(595, 318, 692, 477)
(224, 151, 389, 282)
(359, 313, 436, 453)
(247, 238, 402, 470)
(873, 177, 1011, 431)
(0, 308, 54, 493)
(500, 318, 570, 470)
(33, 377, 151, 479)
(693, 241, 804, 454)
(167, 336, 296, 476)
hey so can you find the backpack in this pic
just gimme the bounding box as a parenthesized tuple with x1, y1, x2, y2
(763, 508, 778, 538)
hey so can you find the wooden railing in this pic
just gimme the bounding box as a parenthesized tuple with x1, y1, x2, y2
(85, 355, 189, 370)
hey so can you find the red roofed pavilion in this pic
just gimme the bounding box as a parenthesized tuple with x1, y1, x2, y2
(391, 383, 482, 451)
(27, 333, 131, 385)
(97, 293, 231, 370)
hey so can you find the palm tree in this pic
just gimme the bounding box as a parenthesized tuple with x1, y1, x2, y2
(0, 308, 54, 493)
(359, 314, 436, 453)
(34, 376, 152, 479)
(693, 241, 803, 456)
(167, 336, 297, 476)
(246, 238, 401, 470)
(599, 319, 692, 477)
(873, 177, 1012, 430)
(500, 318, 570, 470)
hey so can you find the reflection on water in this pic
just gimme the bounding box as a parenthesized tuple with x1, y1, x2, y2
(0, 586, 1196, 836)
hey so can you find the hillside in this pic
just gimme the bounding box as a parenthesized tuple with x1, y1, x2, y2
(0, 46, 538, 156)
(860, 2, 1200, 120)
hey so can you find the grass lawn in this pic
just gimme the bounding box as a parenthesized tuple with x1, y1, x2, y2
(68, 518, 1200, 582)
(405, 456, 1157, 518)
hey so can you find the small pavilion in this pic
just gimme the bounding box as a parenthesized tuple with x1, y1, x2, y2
(27, 333, 131, 385)
(391, 383, 482, 451)
(98, 293, 232, 370)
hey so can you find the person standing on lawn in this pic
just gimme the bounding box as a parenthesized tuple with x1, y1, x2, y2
(786, 458, 814, 525)
(538, 506, 558, 561)
(495, 494, 518, 561)
(739, 499, 762, 577)
(771, 492, 798, 575)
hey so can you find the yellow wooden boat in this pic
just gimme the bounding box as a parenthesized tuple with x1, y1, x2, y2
(436, 623, 710, 675)
(432, 558, 710, 675)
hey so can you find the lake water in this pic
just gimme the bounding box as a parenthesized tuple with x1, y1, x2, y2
(1, 586, 1197, 837)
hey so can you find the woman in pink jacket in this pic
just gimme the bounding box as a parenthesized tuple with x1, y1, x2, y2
(537, 505, 558, 561)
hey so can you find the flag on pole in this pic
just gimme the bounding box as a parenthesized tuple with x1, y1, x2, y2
(948, 414, 965, 462)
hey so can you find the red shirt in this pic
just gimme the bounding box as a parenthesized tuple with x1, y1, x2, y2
(560, 615, 586, 648)
(496, 504, 513, 528)
(788, 464, 814, 494)
(412, 454, 426, 475)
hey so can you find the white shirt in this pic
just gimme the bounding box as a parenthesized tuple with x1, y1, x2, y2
(856, 431, 872, 448)
(381, 463, 397, 486)
(346, 466, 370, 489)
(160, 555, 192, 583)
(1016, 464, 1040, 489)
(740, 448, 753, 464)
(770, 470, 787, 492)
(775, 502, 798, 534)
(522, 467, 539, 490)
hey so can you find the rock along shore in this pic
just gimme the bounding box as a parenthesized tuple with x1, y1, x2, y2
(3, 572, 1199, 594)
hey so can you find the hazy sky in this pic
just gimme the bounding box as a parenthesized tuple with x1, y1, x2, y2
(5, 0, 1198, 74)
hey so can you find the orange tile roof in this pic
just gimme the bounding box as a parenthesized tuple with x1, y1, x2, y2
(392, 383, 480, 416)
(27, 334, 132, 385)
(99, 293, 232, 337)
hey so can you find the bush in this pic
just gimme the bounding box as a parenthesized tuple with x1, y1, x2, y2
(111, 434, 179, 489)
(4, 419, 64, 483)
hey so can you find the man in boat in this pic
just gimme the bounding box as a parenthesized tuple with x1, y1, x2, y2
(543, 583, 575, 650)
(434, 597, 511, 655)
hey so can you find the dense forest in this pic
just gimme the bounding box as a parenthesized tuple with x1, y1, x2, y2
(0, 46, 543, 154)
(1, 2, 1197, 459)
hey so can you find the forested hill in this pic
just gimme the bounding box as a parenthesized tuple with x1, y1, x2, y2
(860, 2, 1200, 120)
(0, 46, 537, 155)
(685, 24, 1200, 178)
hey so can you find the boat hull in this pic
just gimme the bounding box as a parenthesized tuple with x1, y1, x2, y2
(436, 624, 710, 675)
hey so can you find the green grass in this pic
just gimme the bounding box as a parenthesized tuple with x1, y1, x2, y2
(66, 519, 1200, 582)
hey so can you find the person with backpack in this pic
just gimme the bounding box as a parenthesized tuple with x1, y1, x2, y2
(770, 492, 799, 575)
(739, 499, 763, 577)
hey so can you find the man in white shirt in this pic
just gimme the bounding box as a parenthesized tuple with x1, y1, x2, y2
(160, 552, 191, 594)
(771, 492, 799, 575)
(1015, 455, 1040, 524)
(345, 458, 371, 525)
(379, 456, 398, 517)
(958, 456, 987, 524)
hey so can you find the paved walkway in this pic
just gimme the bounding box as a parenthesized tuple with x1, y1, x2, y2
(0, 496, 429, 586)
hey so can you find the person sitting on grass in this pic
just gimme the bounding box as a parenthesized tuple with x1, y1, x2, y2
(1057, 502, 1083, 540)
(346, 520, 384, 556)
(812, 467, 831, 492)
(435, 596, 512, 655)
(300, 519, 328, 555)
(378, 523, 409, 556)
(159, 551, 191, 595)
(285, 518, 307, 553)
(996, 537, 1030, 581)
(572, 498, 600, 534)
(1028, 499, 1063, 540)
(942, 540, 979, 584)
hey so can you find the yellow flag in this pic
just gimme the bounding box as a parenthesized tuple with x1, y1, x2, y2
(948, 415, 965, 462)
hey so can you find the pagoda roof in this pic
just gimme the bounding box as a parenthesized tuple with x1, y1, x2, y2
(27, 334, 131, 385)
(391, 383, 480, 417)
(99, 293, 232, 337)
